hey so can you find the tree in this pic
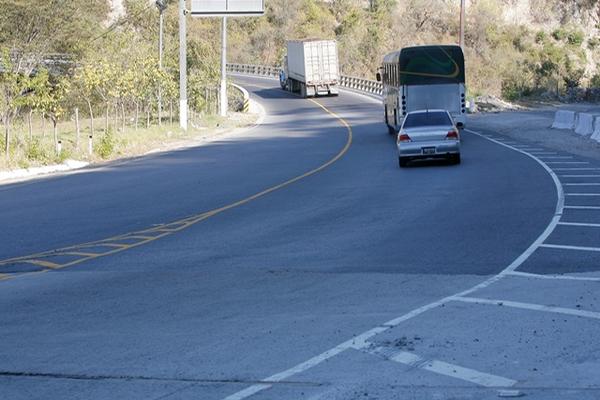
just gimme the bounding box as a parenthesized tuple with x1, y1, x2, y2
(0, 51, 29, 155)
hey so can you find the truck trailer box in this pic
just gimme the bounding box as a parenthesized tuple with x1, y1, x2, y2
(286, 40, 339, 85)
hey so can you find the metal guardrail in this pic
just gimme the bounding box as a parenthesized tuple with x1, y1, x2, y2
(227, 63, 279, 78)
(231, 83, 251, 112)
(227, 63, 383, 96)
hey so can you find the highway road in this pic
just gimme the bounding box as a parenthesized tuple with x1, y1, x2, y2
(1, 76, 599, 400)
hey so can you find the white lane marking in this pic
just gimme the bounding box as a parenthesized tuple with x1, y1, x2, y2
(547, 162, 590, 165)
(540, 243, 600, 252)
(566, 193, 600, 196)
(529, 152, 557, 155)
(560, 175, 600, 178)
(222, 326, 390, 399)
(564, 205, 600, 210)
(507, 270, 600, 282)
(565, 183, 600, 186)
(558, 221, 600, 228)
(555, 168, 600, 171)
(453, 296, 600, 320)
(538, 156, 573, 159)
(218, 113, 562, 400)
(365, 347, 517, 388)
(223, 385, 272, 400)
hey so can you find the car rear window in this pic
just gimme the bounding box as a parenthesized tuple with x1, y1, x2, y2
(403, 112, 451, 128)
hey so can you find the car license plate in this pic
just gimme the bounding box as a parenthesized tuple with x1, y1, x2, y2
(422, 147, 436, 155)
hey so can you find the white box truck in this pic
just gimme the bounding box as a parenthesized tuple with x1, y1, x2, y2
(279, 39, 339, 98)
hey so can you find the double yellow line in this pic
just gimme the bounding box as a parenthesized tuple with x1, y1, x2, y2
(0, 99, 352, 283)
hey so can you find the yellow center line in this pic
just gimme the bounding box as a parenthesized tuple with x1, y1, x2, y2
(62, 251, 102, 257)
(24, 259, 62, 269)
(0, 99, 352, 281)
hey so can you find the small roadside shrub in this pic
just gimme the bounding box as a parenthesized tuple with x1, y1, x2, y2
(588, 37, 600, 49)
(96, 131, 115, 159)
(535, 31, 546, 44)
(552, 28, 566, 41)
(567, 30, 584, 46)
(25, 138, 50, 162)
(591, 74, 600, 88)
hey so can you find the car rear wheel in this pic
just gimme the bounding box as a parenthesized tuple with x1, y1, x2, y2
(450, 154, 461, 164)
(399, 157, 409, 168)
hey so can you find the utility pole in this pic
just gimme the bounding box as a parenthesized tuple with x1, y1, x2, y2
(459, 0, 465, 49)
(219, 16, 228, 117)
(156, 0, 167, 126)
(179, 0, 188, 131)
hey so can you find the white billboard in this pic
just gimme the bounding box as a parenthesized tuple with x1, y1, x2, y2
(191, 0, 265, 16)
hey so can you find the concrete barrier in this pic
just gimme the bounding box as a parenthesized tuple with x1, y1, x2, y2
(591, 116, 600, 142)
(551, 110, 576, 130)
(574, 112, 596, 136)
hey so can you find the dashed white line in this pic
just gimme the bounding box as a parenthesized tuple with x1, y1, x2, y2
(365, 347, 517, 388)
(540, 243, 600, 252)
(565, 193, 600, 196)
(539, 156, 574, 160)
(507, 270, 600, 282)
(558, 221, 600, 228)
(564, 205, 600, 210)
(453, 296, 600, 320)
(560, 175, 600, 178)
(547, 162, 589, 165)
(565, 183, 600, 186)
(555, 168, 600, 171)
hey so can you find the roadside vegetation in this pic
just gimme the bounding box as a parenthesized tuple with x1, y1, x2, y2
(0, 0, 249, 169)
(228, 0, 600, 102)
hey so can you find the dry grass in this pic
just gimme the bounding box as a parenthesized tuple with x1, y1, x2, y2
(0, 111, 258, 171)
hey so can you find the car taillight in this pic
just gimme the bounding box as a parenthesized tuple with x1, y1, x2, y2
(398, 133, 411, 143)
(446, 130, 459, 140)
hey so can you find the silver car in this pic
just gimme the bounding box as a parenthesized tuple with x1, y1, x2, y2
(396, 109, 461, 167)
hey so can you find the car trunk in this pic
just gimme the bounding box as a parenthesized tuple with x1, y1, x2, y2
(404, 126, 451, 142)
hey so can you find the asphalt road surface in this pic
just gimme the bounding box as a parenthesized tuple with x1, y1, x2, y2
(1, 76, 598, 400)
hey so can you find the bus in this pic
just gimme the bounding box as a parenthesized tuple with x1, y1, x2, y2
(377, 45, 466, 134)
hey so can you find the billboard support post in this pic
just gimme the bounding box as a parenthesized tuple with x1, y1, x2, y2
(179, 0, 188, 131)
(189, 1, 264, 120)
(220, 17, 227, 117)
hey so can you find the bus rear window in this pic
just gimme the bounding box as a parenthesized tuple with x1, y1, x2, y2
(399, 46, 465, 85)
(403, 112, 452, 128)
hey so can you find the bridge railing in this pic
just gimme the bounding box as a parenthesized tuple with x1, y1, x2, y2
(227, 63, 383, 96)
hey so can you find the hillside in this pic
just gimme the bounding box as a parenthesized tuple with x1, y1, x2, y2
(227, 0, 600, 100)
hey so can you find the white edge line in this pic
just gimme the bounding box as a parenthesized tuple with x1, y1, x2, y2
(219, 96, 562, 400)
(454, 296, 600, 320)
(507, 270, 600, 282)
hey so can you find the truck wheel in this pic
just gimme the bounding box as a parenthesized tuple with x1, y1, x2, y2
(300, 83, 307, 98)
(387, 124, 396, 135)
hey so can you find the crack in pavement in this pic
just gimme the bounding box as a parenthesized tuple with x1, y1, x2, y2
(0, 371, 324, 386)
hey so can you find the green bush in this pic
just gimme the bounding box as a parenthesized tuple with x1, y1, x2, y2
(535, 31, 546, 44)
(567, 30, 585, 46)
(591, 74, 600, 88)
(25, 138, 48, 161)
(551, 28, 567, 41)
(96, 131, 115, 159)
